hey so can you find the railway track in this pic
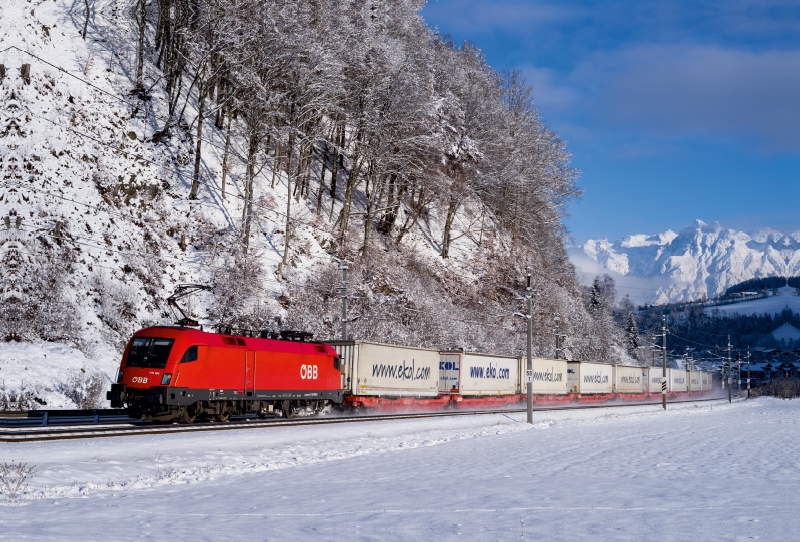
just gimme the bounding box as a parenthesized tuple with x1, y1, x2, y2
(0, 397, 739, 443)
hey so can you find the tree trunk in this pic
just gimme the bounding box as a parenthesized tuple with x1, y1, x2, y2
(220, 110, 232, 199)
(134, 0, 146, 90)
(82, 0, 90, 40)
(282, 103, 296, 265)
(271, 140, 281, 189)
(242, 132, 259, 253)
(335, 154, 364, 245)
(189, 80, 206, 199)
(362, 169, 386, 256)
(441, 199, 459, 259)
(315, 140, 328, 215)
(299, 147, 313, 201)
(327, 125, 342, 220)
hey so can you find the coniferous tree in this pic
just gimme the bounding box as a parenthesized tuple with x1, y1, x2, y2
(625, 311, 639, 355)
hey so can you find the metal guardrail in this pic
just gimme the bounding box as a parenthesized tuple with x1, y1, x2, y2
(0, 409, 136, 427)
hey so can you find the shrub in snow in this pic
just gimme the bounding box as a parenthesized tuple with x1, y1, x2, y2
(0, 235, 82, 346)
(0, 461, 35, 505)
(61, 370, 108, 410)
(0, 386, 42, 412)
(90, 273, 141, 351)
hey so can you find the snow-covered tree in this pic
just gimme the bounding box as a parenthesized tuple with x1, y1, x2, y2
(625, 311, 639, 355)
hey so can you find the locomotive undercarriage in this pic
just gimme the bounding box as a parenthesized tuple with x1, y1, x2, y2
(108, 384, 338, 423)
(128, 399, 334, 423)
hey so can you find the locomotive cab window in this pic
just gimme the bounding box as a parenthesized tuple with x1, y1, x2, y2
(333, 356, 341, 370)
(126, 338, 175, 368)
(180, 345, 198, 363)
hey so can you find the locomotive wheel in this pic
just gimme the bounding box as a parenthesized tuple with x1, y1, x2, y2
(217, 402, 232, 423)
(180, 404, 198, 424)
(283, 408, 294, 419)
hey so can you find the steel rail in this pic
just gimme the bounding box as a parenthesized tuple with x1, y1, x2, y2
(0, 397, 738, 443)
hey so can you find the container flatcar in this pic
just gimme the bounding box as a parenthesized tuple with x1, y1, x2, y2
(648, 369, 666, 394)
(568, 362, 614, 395)
(669, 369, 688, 393)
(614, 365, 646, 394)
(701, 371, 712, 391)
(440, 352, 518, 396)
(525, 358, 569, 395)
(687, 370, 702, 392)
(329, 340, 442, 409)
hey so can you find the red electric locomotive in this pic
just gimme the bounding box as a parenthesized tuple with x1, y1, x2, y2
(107, 326, 343, 422)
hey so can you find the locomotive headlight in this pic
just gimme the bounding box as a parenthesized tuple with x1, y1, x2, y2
(161, 373, 172, 385)
(116, 370, 124, 383)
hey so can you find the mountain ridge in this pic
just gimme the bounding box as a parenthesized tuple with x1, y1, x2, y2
(571, 220, 800, 304)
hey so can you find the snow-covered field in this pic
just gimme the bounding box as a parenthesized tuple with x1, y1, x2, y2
(707, 286, 800, 316)
(1, 398, 795, 540)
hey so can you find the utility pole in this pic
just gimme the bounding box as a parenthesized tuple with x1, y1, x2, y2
(339, 264, 348, 340)
(747, 346, 751, 399)
(727, 335, 732, 403)
(737, 353, 742, 396)
(662, 315, 667, 410)
(526, 273, 533, 424)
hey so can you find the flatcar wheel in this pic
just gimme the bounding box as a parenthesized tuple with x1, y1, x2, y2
(217, 402, 231, 423)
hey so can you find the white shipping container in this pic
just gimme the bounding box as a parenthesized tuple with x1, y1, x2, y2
(457, 353, 518, 396)
(688, 370, 702, 391)
(614, 365, 646, 393)
(568, 362, 613, 394)
(670, 369, 688, 392)
(649, 370, 667, 394)
(330, 341, 440, 397)
(701, 371, 712, 391)
(520, 358, 569, 395)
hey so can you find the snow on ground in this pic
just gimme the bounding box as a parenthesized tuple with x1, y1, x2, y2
(707, 286, 800, 316)
(0, 342, 112, 408)
(1, 398, 796, 540)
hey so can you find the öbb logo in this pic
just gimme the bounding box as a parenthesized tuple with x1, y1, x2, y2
(131, 376, 148, 384)
(300, 364, 318, 380)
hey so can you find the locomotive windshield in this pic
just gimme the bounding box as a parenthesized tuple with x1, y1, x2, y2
(126, 337, 175, 368)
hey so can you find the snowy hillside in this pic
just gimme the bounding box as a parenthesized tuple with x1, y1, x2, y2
(0, 0, 238, 406)
(708, 286, 800, 316)
(571, 220, 800, 304)
(0, 0, 600, 408)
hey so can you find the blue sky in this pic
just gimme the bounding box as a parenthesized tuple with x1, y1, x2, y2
(420, 0, 800, 244)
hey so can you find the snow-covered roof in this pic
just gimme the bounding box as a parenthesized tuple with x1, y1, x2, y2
(772, 322, 800, 342)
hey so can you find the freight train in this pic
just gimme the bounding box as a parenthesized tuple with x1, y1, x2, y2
(107, 326, 715, 422)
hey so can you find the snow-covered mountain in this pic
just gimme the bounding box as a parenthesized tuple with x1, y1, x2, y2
(570, 220, 800, 304)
